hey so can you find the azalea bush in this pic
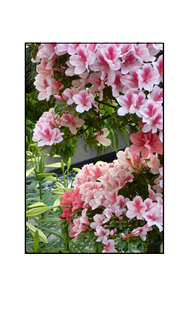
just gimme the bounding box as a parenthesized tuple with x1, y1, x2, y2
(26, 42, 163, 253)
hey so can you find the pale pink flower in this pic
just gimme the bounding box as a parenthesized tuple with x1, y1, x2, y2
(117, 89, 137, 116)
(37, 44, 56, 60)
(120, 48, 142, 74)
(107, 71, 129, 97)
(68, 43, 80, 55)
(73, 89, 94, 113)
(61, 113, 85, 135)
(90, 44, 121, 83)
(65, 61, 76, 76)
(69, 218, 88, 241)
(36, 58, 53, 77)
(121, 71, 139, 89)
(54, 44, 69, 56)
(90, 214, 109, 229)
(116, 147, 147, 172)
(147, 153, 163, 174)
(154, 55, 163, 82)
(131, 224, 153, 241)
(134, 44, 153, 63)
(159, 130, 163, 143)
(89, 72, 106, 100)
(148, 85, 163, 104)
(143, 204, 163, 232)
(62, 88, 79, 105)
(102, 240, 118, 253)
(142, 109, 163, 134)
(129, 91, 147, 117)
(95, 128, 111, 146)
(148, 185, 163, 201)
(69, 44, 96, 74)
(94, 225, 110, 243)
(137, 64, 160, 91)
(146, 44, 163, 56)
(126, 196, 147, 220)
(80, 209, 90, 225)
(33, 124, 64, 146)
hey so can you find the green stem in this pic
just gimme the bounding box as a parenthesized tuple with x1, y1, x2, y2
(66, 223, 69, 252)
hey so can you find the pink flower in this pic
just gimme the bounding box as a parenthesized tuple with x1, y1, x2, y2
(37, 44, 56, 59)
(134, 44, 153, 63)
(94, 226, 110, 243)
(143, 204, 163, 232)
(69, 44, 96, 74)
(129, 91, 146, 116)
(73, 89, 94, 113)
(117, 89, 137, 116)
(137, 64, 160, 91)
(54, 44, 69, 56)
(148, 85, 163, 104)
(33, 124, 64, 146)
(107, 71, 129, 97)
(90, 44, 121, 83)
(120, 48, 142, 74)
(59, 208, 73, 223)
(61, 113, 85, 135)
(126, 196, 147, 220)
(95, 128, 111, 146)
(89, 72, 106, 100)
(154, 55, 163, 82)
(131, 224, 153, 241)
(129, 131, 163, 158)
(90, 213, 110, 229)
(62, 88, 79, 105)
(140, 101, 163, 134)
(69, 218, 88, 241)
(102, 240, 118, 253)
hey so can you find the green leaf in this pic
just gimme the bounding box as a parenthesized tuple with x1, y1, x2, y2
(44, 162, 63, 168)
(72, 167, 80, 173)
(45, 175, 58, 181)
(39, 226, 67, 242)
(27, 180, 39, 193)
(26, 222, 48, 244)
(67, 157, 71, 170)
(27, 201, 46, 209)
(26, 205, 59, 218)
(26, 167, 35, 178)
(33, 230, 39, 252)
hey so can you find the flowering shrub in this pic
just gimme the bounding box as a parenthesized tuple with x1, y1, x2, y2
(27, 42, 163, 253)
(58, 147, 163, 252)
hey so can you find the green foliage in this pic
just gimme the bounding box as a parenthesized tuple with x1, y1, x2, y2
(26, 91, 55, 123)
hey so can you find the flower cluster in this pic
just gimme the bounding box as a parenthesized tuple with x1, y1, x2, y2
(59, 147, 163, 253)
(31, 43, 163, 157)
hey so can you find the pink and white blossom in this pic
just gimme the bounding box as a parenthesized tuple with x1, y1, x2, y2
(73, 89, 94, 113)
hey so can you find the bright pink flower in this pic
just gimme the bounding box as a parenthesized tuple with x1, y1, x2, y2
(73, 89, 94, 113)
(94, 225, 110, 243)
(59, 208, 73, 223)
(117, 89, 137, 116)
(137, 64, 160, 91)
(129, 131, 163, 158)
(126, 196, 147, 220)
(95, 128, 111, 146)
(102, 240, 117, 253)
(69, 44, 96, 74)
(60, 188, 83, 212)
(61, 113, 85, 135)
